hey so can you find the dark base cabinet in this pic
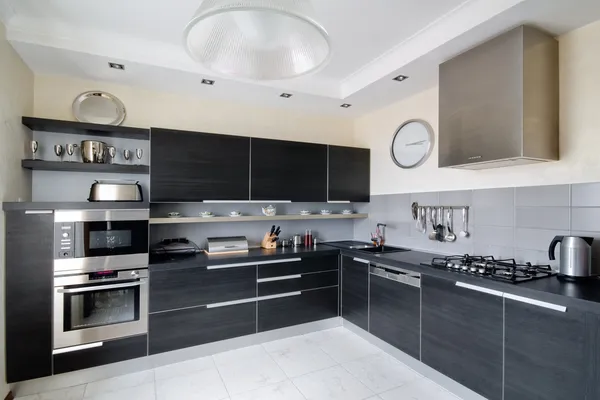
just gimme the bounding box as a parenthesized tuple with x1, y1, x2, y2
(258, 271, 338, 296)
(258, 287, 338, 332)
(369, 274, 420, 359)
(421, 276, 503, 400)
(54, 335, 147, 375)
(149, 303, 256, 355)
(504, 299, 589, 400)
(341, 257, 369, 331)
(5, 210, 54, 383)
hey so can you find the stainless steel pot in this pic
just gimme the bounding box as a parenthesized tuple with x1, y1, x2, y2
(293, 235, 304, 247)
(81, 140, 107, 163)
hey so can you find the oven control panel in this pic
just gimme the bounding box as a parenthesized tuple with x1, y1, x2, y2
(54, 222, 74, 258)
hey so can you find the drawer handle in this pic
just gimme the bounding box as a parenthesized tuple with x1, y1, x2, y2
(352, 258, 369, 264)
(504, 293, 567, 312)
(206, 297, 257, 309)
(53, 342, 103, 355)
(455, 282, 503, 297)
(257, 291, 302, 302)
(25, 210, 52, 214)
(328, 201, 351, 203)
(208, 258, 301, 270)
(257, 274, 302, 283)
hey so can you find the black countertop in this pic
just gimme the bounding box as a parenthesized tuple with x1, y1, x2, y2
(149, 245, 340, 272)
(3, 202, 150, 211)
(151, 243, 600, 313)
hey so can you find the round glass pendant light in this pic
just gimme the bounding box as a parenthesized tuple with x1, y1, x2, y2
(184, 0, 331, 80)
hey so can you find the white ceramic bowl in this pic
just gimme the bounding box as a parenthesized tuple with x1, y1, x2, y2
(167, 212, 180, 218)
(342, 210, 353, 214)
(200, 211, 214, 218)
(300, 210, 311, 215)
(320, 210, 332, 215)
(229, 211, 242, 217)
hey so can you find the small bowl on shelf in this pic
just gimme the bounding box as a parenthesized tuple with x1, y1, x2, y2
(320, 210, 332, 215)
(167, 212, 181, 218)
(200, 211, 214, 218)
(262, 205, 277, 217)
(229, 211, 242, 217)
(300, 210, 311, 216)
(342, 210, 354, 215)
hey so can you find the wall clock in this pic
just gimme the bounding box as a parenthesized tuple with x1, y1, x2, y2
(390, 119, 434, 169)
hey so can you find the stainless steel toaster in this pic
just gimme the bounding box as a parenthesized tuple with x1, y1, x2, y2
(88, 180, 143, 202)
(206, 236, 249, 254)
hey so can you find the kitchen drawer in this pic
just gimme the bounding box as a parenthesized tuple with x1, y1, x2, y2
(257, 287, 338, 332)
(53, 335, 147, 375)
(149, 302, 256, 355)
(258, 270, 338, 296)
(150, 265, 256, 313)
(258, 255, 338, 278)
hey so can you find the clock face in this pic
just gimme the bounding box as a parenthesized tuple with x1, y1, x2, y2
(390, 120, 434, 169)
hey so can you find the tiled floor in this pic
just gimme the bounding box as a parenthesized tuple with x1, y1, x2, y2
(15, 327, 462, 400)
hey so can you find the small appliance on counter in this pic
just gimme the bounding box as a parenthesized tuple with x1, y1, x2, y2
(549, 235, 594, 280)
(88, 180, 143, 202)
(151, 238, 201, 257)
(206, 236, 249, 254)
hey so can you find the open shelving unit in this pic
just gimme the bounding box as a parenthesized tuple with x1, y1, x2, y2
(150, 213, 368, 225)
(22, 117, 149, 140)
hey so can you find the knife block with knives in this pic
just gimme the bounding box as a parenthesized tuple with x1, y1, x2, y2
(261, 225, 281, 249)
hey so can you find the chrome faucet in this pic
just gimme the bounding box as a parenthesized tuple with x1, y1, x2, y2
(371, 223, 387, 247)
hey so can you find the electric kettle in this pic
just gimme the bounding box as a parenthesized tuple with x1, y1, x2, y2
(548, 236, 594, 280)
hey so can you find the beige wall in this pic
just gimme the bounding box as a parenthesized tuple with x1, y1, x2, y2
(0, 20, 34, 395)
(33, 75, 355, 146)
(355, 20, 600, 195)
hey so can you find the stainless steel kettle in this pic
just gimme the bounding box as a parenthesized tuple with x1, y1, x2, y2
(548, 236, 594, 280)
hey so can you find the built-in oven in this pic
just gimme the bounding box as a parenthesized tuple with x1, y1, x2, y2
(53, 268, 148, 350)
(54, 209, 149, 275)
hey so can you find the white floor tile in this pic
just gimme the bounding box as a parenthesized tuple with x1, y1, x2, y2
(265, 340, 337, 378)
(216, 351, 287, 395)
(342, 353, 421, 393)
(83, 370, 154, 398)
(230, 380, 305, 400)
(292, 365, 375, 400)
(213, 345, 268, 367)
(155, 368, 228, 400)
(379, 378, 460, 400)
(302, 328, 349, 346)
(15, 385, 85, 400)
(262, 335, 312, 353)
(154, 355, 215, 380)
(84, 383, 156, 400)
(317, 330, 380, 363)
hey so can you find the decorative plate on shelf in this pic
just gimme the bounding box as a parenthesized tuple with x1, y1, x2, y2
(72, 91, 126, 126)
(390, 119, 434, 169)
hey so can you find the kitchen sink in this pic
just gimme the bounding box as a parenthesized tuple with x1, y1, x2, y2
(357, 245, 410, 254)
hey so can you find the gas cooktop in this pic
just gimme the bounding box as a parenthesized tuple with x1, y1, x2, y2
(422, 254, 556, 284)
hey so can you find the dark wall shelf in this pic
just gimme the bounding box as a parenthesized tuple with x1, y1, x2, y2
(22, 159, 149, 174)
(22, 117, 149, 140)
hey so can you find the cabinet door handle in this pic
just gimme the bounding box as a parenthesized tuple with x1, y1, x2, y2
(208, 258, 301, 270)
(249, 200, 292, 203)
(57, 281, 145, 293)
(25, 210, 52, 214)
(257, 274, 302, 283)
(455, 282, 503, 297)
(352, 258, 369, 264)
(52, 342, 103, 355)
(202, 200, 251, 203)
(328, 201, 351, 203)
(503, 293, 567, 312)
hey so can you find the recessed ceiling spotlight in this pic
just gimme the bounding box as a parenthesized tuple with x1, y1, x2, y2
(280, 93, 293, 98)
(201, 79, 215, 85)
(393, 74, 409, 82)
(340, 104, 352, 108)
(109, 62, 125, 70)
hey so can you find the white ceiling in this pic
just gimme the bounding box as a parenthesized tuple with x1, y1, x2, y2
(2, 0, 600, 116)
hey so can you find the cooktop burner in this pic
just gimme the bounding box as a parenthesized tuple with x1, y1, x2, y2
(422, 254, 556, 284)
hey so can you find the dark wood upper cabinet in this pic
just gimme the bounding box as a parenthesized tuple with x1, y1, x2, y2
(5, 210, 54, 383)
(150, 128, 250, 202)
(504, 298, 589, 400)
(328, 145, 370, 202)
(251, 138, 327, 201)
(421, 276, 503, 400)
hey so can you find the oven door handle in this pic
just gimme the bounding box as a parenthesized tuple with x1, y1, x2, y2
(57, 281, 146, 294)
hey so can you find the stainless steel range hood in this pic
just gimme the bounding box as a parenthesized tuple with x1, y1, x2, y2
(438, 25, 559, 169)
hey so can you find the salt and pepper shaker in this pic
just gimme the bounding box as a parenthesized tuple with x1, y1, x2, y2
(305, 229, 313, 247)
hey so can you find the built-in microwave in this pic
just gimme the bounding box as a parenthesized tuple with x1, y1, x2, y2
(53, 209, 149, 275)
